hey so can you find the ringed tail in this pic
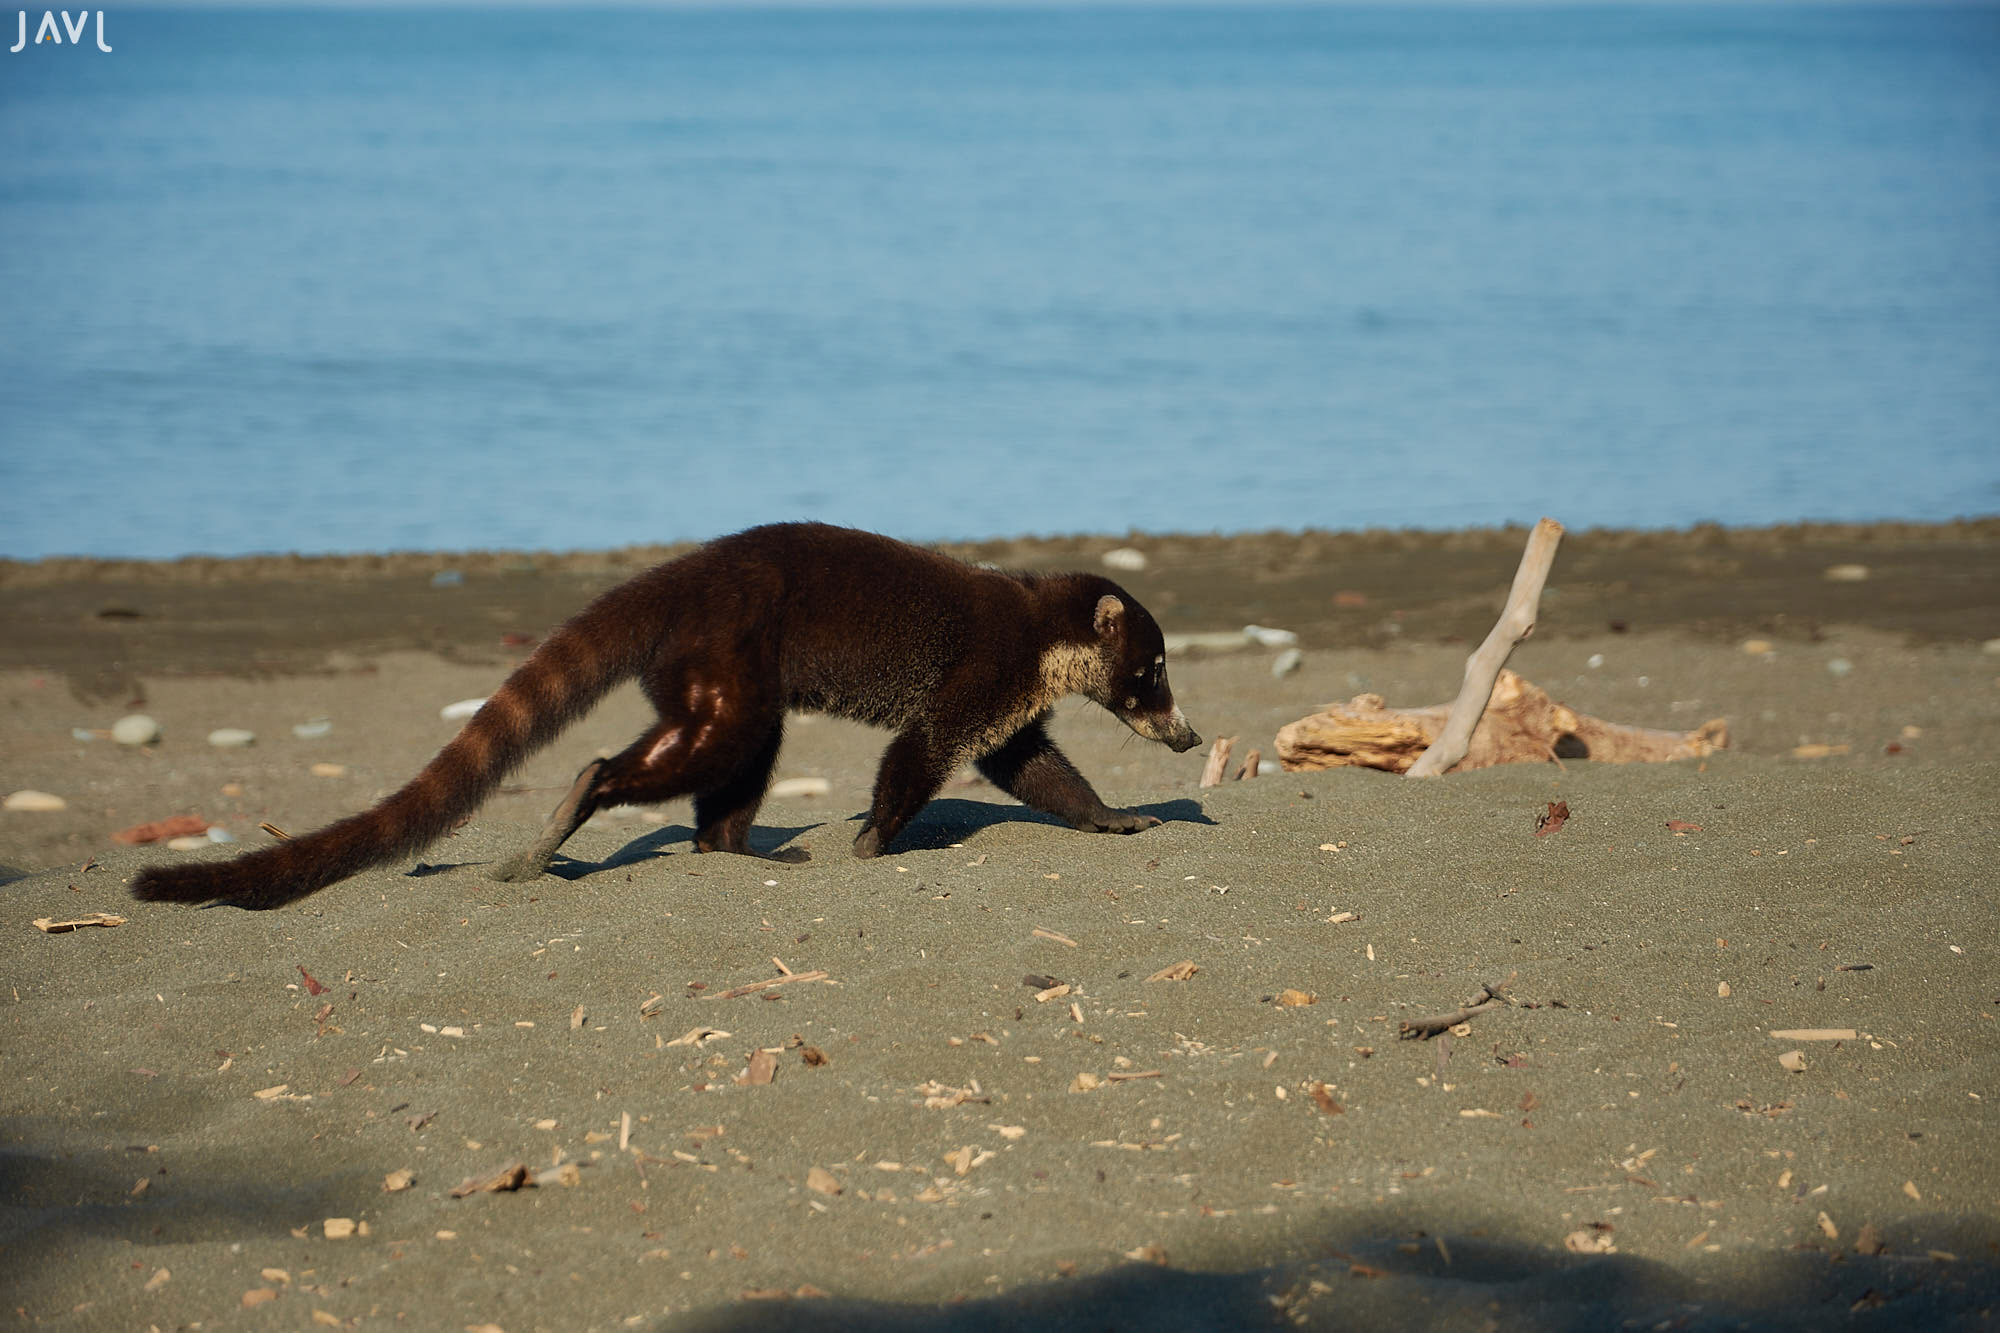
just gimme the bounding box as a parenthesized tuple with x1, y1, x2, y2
(128, 589, 652, 910)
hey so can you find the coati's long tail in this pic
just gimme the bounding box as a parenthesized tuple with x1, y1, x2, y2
(130, 589, 655, 910)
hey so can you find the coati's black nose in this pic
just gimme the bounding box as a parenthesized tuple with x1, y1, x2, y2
(1170, 729, 1201, 753)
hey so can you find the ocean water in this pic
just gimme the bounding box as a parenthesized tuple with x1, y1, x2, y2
(2, 4, 1996, 560)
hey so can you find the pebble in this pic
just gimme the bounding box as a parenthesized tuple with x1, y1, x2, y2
(1271, 648, 1303, 678)
(440, 698, 486, 721)
(1586, 653, 1605, 669)
(4, 790, 67, 812)
(310, 762, 347, 778)
(1100, 548, 1148, 572)
(207, 728, 256, 748)
(1826, 658, 1854, 677)
(206, 826, 236, 844)
(166, 835, 209, 851)
(71, 728, 97, 743)
(1243, 624, 1298, 648)
(1742, 639, 1774, 657)
(112, 714, 161, 746)
(431, 569, 464, 588)
(292, 718, 333, 739)
(1823, 563, 1870, 582)
(770, 777, 832, 799)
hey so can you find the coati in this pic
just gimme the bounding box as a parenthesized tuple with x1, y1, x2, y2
(130, 522, 1201, 909)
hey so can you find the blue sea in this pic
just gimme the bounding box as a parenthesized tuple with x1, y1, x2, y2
(2, 4, 1996, 560)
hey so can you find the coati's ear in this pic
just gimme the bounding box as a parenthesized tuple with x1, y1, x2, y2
(1093, 594, 1125, 640)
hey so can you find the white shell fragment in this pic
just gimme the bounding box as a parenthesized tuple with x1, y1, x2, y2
(166, 835, 209, 851)
(206, 826, 237, 844)
(4, 790, 67, 812)
(292, 718, 334, 739)
(112, 714, 161, 746)
(440, 698, 486, 721)
(769, 777, 832, 799)
(207, 728, 256, 748)
(1242, 625, 1298, 648)
(1271, 648, 1303, 678)
(1101, 547, 1148, 572)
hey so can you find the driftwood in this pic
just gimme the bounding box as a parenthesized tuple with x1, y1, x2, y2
(1408, 518, 1564, 777)
(1276, 669, 1727, 774)
(1199, 736, 1235, 788)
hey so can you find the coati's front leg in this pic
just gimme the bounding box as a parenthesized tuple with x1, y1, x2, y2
(975, 717, 1161, 835)
(853, 728, 960, 859)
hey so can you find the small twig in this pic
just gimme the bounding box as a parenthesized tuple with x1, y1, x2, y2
(1398, 981, 1518, 1041)
(259, 822, 293, 841)
(701, 970, 829, 1001)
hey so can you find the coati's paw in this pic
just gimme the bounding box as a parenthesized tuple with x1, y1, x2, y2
(1088, 809, 1162, 835)
(852, 827, 886, 859)
(487, 855, 550, 883)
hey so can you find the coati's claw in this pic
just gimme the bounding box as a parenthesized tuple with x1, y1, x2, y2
(1089, 809, 1162, 834)
(852, 827, 886, 859)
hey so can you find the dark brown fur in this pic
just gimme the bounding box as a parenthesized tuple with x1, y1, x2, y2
(130, 523, 1199, 909)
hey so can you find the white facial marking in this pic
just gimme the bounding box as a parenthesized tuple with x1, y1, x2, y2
(1154, 654, 1164, 666)
(1124, 696, 1138, 710)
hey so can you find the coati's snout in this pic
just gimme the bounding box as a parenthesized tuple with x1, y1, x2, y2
(1124, 706, 1201, 753)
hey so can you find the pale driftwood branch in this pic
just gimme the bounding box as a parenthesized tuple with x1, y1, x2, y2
(1273, 670, 1726, 774)
(1234, 748, 1262, 781)
(1406, 518, 1565, 777)
(1199, 735, 1235, 788)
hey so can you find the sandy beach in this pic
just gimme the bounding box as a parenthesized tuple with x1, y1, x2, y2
(2, 522, 1997, 1331)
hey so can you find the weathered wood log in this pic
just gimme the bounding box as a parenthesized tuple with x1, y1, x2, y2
(1199, 735, 1236, 788)
(1275, 669, 1727, 774)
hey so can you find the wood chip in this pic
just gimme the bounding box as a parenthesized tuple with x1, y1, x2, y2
(1778, 1050, 1808, 1073)
(1146, 961, 1198, 982)
(1276, 989, 1317, 1007)
(666, 1027, 730, 1047)
(323, 1218, 356, 1239)
(1032, 927, 1078, 948)
(806, 1166, 841, 1196)
(1818, 1211, 1839, 1240)
(143, 1267, 170, 1292)
(450, 1161, 532, 1197)
(383, 1168, 414, 1192)
(1769, 1028, 1857, 1041)
(1106, 1069, 1162, 1082)
(33, 913, 126, 933)
(1308, 1082, 1344, 1115)
(736, 1049, 778, 1086)
(241, 1289, 279, 1308)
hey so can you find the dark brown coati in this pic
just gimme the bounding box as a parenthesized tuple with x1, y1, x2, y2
(130, 523, 1200, 909)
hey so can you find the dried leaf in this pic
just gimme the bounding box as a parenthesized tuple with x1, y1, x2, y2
(1308, 1082, 1344, 1115)
(298, 966, 327, 997)
(112, 814, 208, 845)
(1535, 801, 1570, 837)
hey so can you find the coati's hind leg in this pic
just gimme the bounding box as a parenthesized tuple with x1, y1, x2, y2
(488, 704, 776, 882)
(976, 718, 1161, 835)
(694, 723, 805, 863)
(489, 757, 609, 883)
